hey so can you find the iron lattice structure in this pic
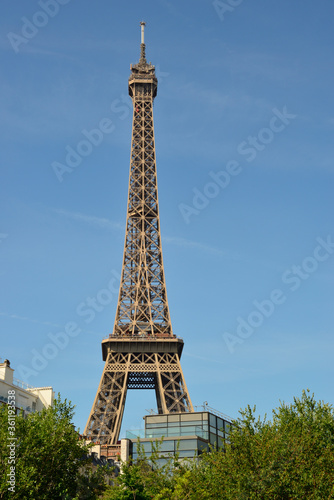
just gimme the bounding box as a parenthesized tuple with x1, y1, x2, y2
(85, 23, 193, 445)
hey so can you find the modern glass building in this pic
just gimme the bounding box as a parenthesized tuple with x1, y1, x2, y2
(125, 410, 232, 464)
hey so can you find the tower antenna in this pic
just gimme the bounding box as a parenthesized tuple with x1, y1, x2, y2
(140, 21, 145, 44)
(139, 21, 147, 64)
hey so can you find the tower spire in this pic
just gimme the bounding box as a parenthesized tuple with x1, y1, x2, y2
(139, 21, 147, 65)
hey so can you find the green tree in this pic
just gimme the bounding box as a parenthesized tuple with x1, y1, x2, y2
(75, 462, 113, 500)
(103, 390, 334, 499)
(178, 390, 334, 499)
(103, 438, 182, 500)
(0, 394, 109, 499)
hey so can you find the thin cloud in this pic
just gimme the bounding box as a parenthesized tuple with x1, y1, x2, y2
(184, 351, 225, 365)
(163, 236, 223, 256)
(53, 209, 121, 231)
(0, 311, 62, 329)
(0, 311, 105, 336)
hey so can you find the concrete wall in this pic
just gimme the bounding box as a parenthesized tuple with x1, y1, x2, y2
(0, 360, 54, 414)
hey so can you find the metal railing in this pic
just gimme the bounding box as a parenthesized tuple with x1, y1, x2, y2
(102, 333, 183, 341)
(193, 403, 233, 423)
(13, 378, 35, 390)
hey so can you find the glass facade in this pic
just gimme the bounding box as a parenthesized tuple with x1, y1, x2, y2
(128, 411, 231, 464)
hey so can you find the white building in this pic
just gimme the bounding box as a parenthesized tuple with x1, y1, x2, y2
(0, 359, 54, 415)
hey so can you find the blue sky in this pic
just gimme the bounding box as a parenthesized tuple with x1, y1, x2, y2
(1, 0, 333, 435)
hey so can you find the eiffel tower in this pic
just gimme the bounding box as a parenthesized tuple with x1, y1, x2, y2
(84, 23, 193, 445)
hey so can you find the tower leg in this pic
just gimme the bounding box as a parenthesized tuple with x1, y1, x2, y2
(85, 352, 130, 445)
(155, 352, 193, 413)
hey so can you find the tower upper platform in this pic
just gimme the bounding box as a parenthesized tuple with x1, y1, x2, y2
(128, 21, 157, 99)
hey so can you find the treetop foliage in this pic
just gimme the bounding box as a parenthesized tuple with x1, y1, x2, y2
(1, 390, 333, 499)
(103, 390, 334, 500)
(0, 394, 111, 500)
